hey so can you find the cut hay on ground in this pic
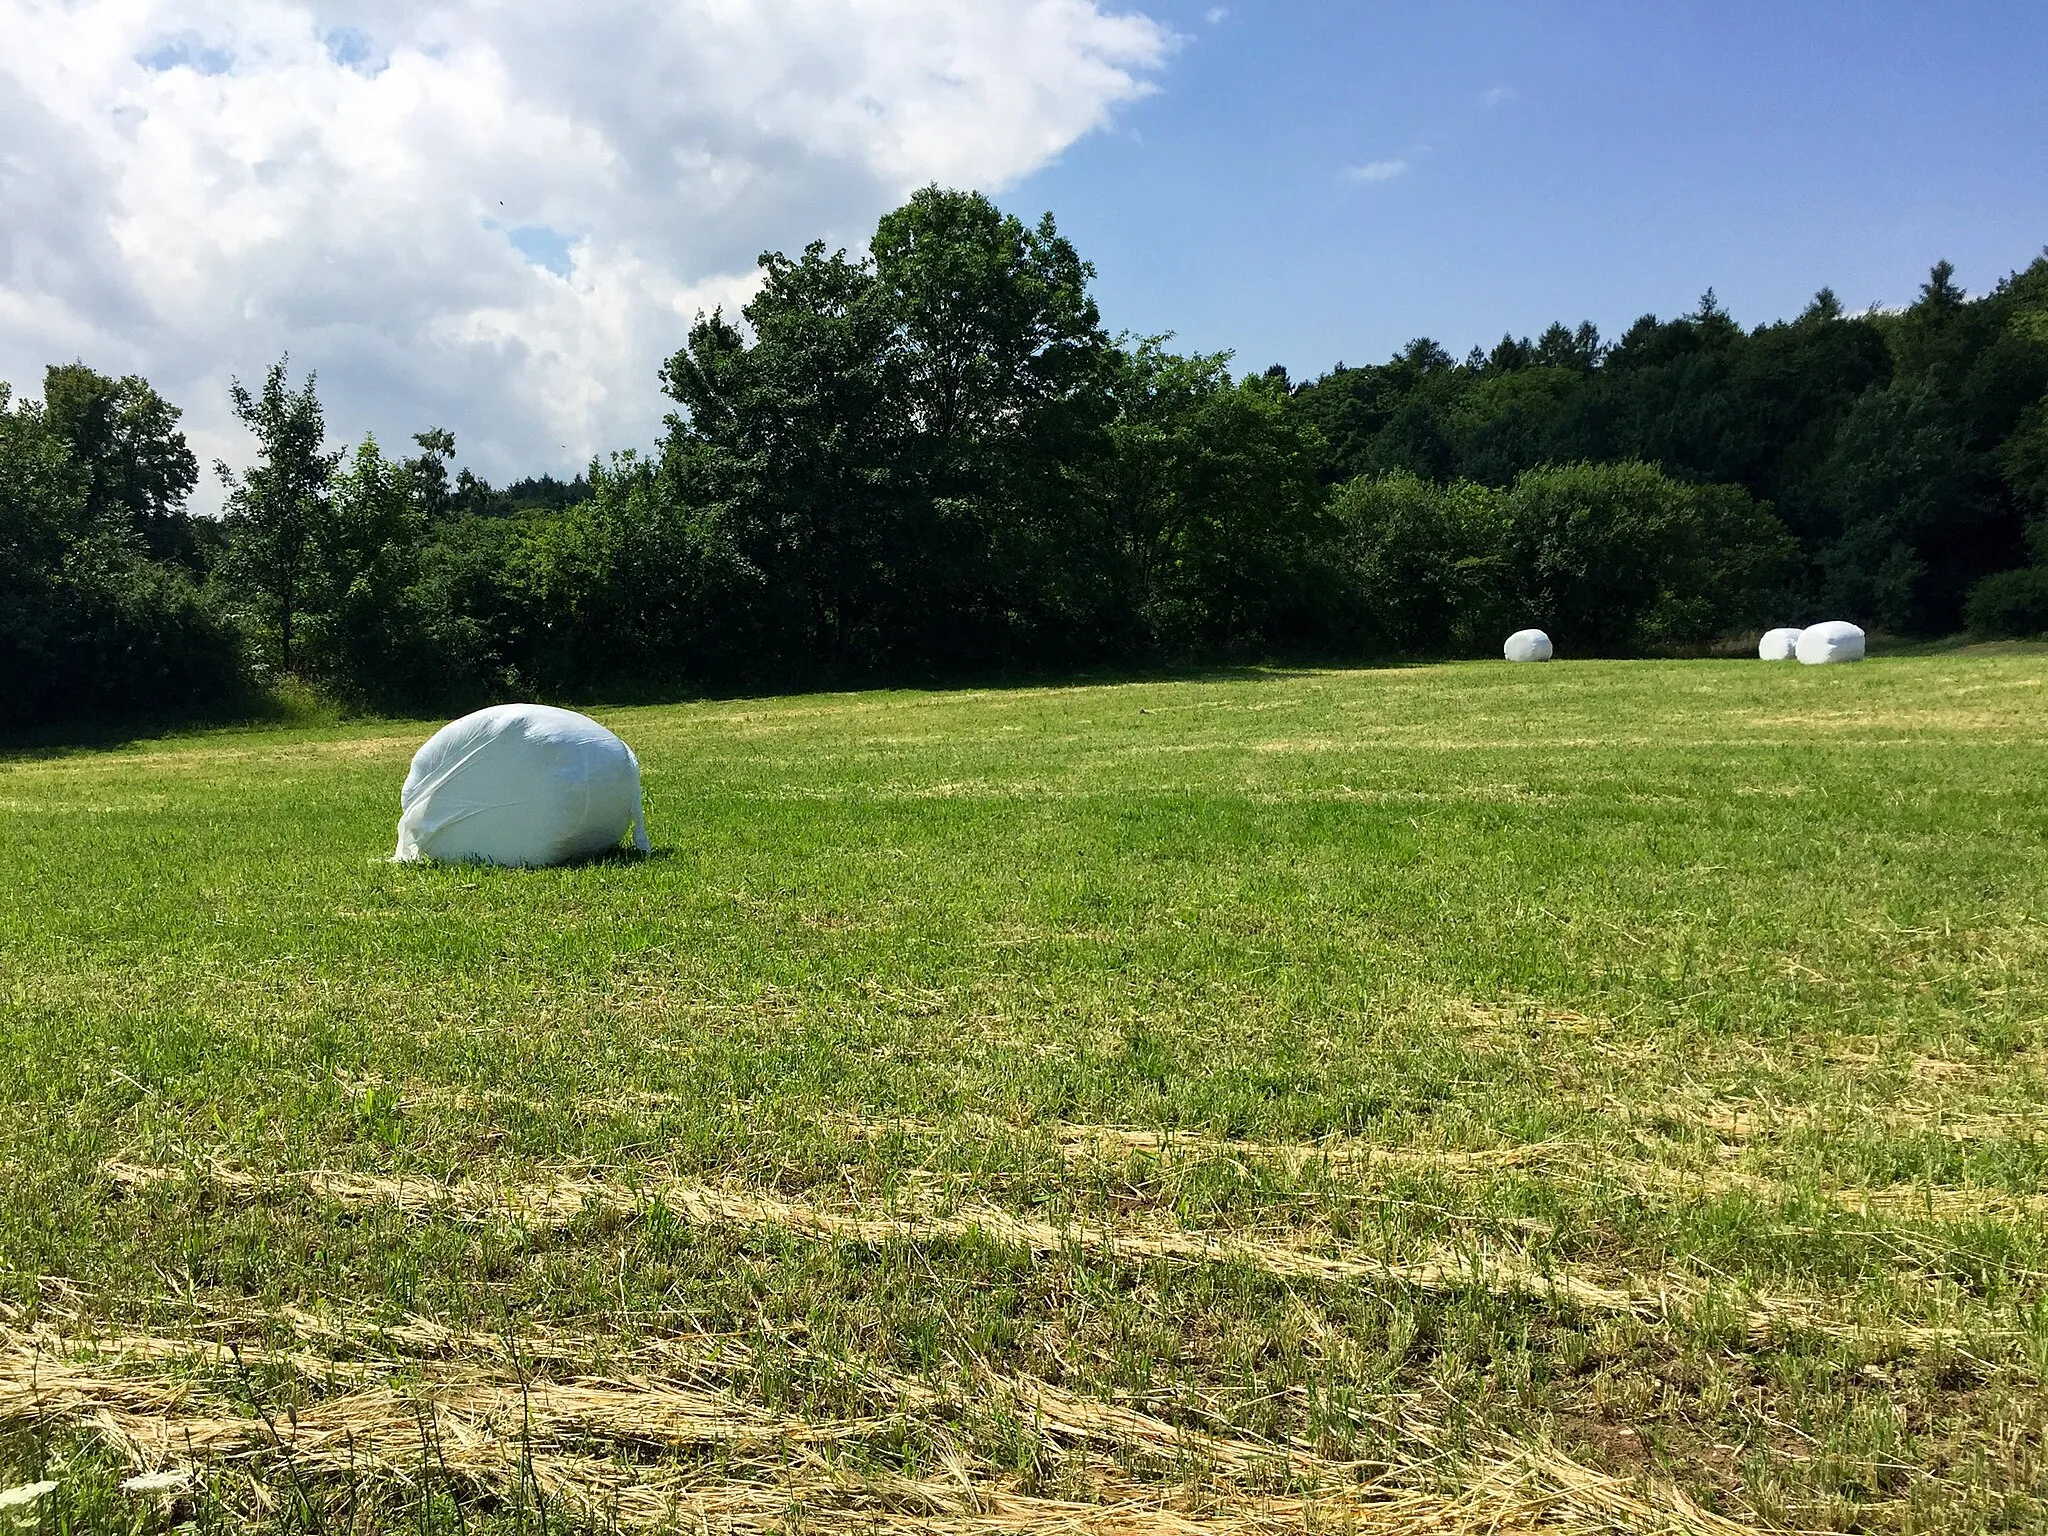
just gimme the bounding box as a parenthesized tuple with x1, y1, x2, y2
(0, 1321, 1767, 1536)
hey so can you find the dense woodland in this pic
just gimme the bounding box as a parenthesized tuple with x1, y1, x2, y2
(6, 187, 2048, 728)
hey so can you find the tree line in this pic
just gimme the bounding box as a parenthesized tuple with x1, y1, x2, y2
(6, 186, 2047, 729)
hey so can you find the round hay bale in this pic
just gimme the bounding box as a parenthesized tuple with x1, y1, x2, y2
(394, 704, 650, 866)
(1757, 627, 1804, 660)
(1795, 621, 1865, 665)
(1503, 628, 1553, 663)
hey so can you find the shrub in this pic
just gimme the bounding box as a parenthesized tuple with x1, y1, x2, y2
(1503, 461, 1700, 655)
(3, 385, 243, 729)
(1329, 471, 1511, 655)
(1333, 461, 1798, 658)
(1963, 566, 2048, 638)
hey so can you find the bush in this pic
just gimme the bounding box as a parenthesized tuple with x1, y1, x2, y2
(1638, 480, 1799, 647)
(1331, 461, 1797, 657)
(1503, 461, 1695, 654)
(3, 385, 244, 730)
(1963, 566, 2048, 638)
(2, 529, 245, 731)
(1330, 471, 1510, 655)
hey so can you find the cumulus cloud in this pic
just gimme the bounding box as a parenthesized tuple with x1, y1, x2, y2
(1343, 158, 1408, 183)
(0, 0, 1170, 503)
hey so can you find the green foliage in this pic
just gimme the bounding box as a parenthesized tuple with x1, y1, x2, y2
(1329, 471, 1510, 655)
(39, 363, 202, 565)
(659, 237, 901, 676)
(650, 191, 1333, 677)
(11, 203, 2048, 728)
(1811, 262, 2048, 631)
(1332, 462, 1795, 657)
(658, 186, 1123, 676)
(519, 450, 765, 694)
(1656, 479, 1802, 641)
(1964, 565, 2048, 637)
(2000, 397, 2048, 532)
(492, 471, 590, 516)
(1, 382, 240, 729)
(1287, 259, 2048, 634)
(1503, 461, 1703, 653)
(1096, 346, 1327, 656)
(213, 357, 341, 675)
(293, 432, 464, 709)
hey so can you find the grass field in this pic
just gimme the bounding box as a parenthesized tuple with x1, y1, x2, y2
(2, 655, 2046, 1535)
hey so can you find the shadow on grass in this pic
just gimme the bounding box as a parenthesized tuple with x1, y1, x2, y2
(19, 637, 2035, 764)
(0, 660, 1375, 762)
(1865, 633, 2048, 658)
(392, 844, 671, 877)
(0, 678, 347, 763)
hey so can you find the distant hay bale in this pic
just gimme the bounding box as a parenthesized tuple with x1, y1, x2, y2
(394, 704, 650, 867)
(1503, 628, 1553, 663)
(1757, 627, 1803, 660)
(1795, 621, 1865, 665)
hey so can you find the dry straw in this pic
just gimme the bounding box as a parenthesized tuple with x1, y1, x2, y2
(0, 1319, 1766, 1536)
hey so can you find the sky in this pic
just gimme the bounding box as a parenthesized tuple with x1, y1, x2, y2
(2, 1, 2044, 506)
(1033, 1, 2048, 376)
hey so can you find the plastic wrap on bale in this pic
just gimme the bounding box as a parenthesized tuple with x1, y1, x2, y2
(394, 704, 650, 867)
(1758, 627, 1803, 660)
(1796, 622, 1866, 665)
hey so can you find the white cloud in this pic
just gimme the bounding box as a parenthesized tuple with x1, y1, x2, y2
(1481, 86, 1514, 108)
(1343, 159, 1408, 184)
(1204, 6, 1228, 22)
(0, 0, 1170, 505)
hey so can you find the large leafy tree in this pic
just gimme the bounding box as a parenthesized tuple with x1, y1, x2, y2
(661, 241, 898, 673)
(295, 431, 447, 705)
(659, 187, 1118, 675)
(1329, 471, 1511, 656)
(214, 359, 340, 674)
(39, 364, 202, 566)
(866, 187, 1116, 663)
(1094, 345, 1325, 655)
(870, 186, 1109, 486)
(1819, 259, 2048, 629)
(2, 380, 238, 727)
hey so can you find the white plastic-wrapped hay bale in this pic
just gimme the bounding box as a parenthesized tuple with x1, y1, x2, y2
(1503, 628, 1553, 663)
(1795, 621, 1865, 665)
(394, 704, 650, 866)
(1757, 627, 1804, 660)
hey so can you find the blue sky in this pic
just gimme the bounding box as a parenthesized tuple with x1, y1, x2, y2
(1016, 1, 2048, 377)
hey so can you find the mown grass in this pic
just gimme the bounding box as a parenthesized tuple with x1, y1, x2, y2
(1, 655, 2045, 1533)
